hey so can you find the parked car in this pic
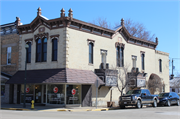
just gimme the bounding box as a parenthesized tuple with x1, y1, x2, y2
(119, 89, 159, 109)
(158, 92, 180, 106)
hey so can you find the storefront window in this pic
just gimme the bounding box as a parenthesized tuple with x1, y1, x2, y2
(66, 85, 81, 104)
(47, 84, 65, 104)
(21, 84, 34, 103)
(1, 85, 5, 97)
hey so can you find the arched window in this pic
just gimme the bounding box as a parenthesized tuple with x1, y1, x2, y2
(42, 38, 47, 62)
(36, 38, 42, 62)
(159, 59, 162, 72)
(141, 53, 145, 70)
(116, 46, 124, 67)
(52, 38, 57, 61)
(89, 43, 93, 64)
(26, 42, 31, 63)
(36, 37, 47, 62)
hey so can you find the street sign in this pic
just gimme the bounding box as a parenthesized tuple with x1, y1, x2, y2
(72, 89, 76, 95)
(26, 87, 30, 93)
(53, 87, 58, 93)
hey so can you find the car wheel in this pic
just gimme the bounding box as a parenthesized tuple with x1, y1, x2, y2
(153, 99, 157, 107)
(177, 100, 179, 106)
(136, 100, 141, 109)
(167, 100, 171, 106)
(120, 105, 125, 109)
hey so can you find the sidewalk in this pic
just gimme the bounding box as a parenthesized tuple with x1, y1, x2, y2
(0, 103, 120, 112)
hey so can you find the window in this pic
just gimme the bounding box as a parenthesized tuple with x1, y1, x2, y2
(26, 42, 31, 63)
(116, 46, 124, 67)
(141, 53, 145, 70)
(36, 38, 47, 62)
(1, 85, 5, 97)
(7, 47, 11, 64)
(52, 39, 58, 61)
(101, 50, 107, 69)
(132, 55, 137, 68)
(159, 59, 162, 72)
(89, 43, 93, 64)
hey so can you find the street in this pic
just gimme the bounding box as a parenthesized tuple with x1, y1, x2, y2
(0, 106, 180, 119)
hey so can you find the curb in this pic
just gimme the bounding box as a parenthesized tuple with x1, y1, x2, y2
(1, 108, 31, 111)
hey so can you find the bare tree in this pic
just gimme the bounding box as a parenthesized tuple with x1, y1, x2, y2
(115, 18, 155, 41)
(170, 78, 180, 93)
(90, 17, 112, 29)
(147, 74, 163, 94)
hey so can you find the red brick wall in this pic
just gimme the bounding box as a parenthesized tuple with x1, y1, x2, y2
(1, 33, 19, 75)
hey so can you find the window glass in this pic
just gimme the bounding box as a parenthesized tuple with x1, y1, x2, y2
(7, 47, 11, 64)
(66, 85, 81, 104)
(159, 59, 162, 72)
(52, 39, 57, 61)
(36, 39, 41, 62)
(89, 43, 93, 64)
(47, 84, 65, 104)
(27, 42, 31, 63)
(145, 90, 151, 95)
(141, 54, 145, 70)
(42, 38, 47, 61)
(21, 84, 34, 103)
(116, 46, 124, 67)
(1, 85, 5, 97)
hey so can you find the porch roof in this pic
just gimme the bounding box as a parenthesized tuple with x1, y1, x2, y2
(6, 68, 104, 85)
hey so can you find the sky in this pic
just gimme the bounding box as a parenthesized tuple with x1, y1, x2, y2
(0, 0, 180, 76)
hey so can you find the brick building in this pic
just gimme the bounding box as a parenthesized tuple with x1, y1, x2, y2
(1, 20, 20, 103)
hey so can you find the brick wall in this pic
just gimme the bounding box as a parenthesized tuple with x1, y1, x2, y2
(1, 33, 19, 75)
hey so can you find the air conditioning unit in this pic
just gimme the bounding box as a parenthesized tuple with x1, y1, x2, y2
(106, 63, 109, 69)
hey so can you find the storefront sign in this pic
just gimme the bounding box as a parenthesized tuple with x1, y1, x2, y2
(72, 89, 76, 95)
(53, 87, 58, 93)
(137, 78, 146, 87)
(105, 76, 117, 86)
(26, 87, 30, 93)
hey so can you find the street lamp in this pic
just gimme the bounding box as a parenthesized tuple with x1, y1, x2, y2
(23, 44, 29, 108)
(171, 58, 180, 79)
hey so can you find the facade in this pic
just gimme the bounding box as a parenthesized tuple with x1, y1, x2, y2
(5, 7, 169, 107)
(1, 21, 20, 103)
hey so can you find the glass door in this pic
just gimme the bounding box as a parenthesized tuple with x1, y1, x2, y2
(35, 85, 42, 103)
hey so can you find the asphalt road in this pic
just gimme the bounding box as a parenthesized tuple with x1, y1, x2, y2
(0, 106, 180, 119)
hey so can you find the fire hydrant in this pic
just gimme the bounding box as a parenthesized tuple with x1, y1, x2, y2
(31, 100, 34, 109)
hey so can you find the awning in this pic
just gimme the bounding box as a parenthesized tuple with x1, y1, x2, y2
(6, 68, 104, 85)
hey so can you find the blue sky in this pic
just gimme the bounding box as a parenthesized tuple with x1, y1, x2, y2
(1, 0, 179, 76)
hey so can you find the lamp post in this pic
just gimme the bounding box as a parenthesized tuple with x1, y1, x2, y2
(171, 58, 180, 79)
(23, 44, 29, 108)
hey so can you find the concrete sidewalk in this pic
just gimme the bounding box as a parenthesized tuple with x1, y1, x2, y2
(0, 103, 120, 112)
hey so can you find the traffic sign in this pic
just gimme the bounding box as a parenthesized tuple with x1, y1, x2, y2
(53, 87, 58, 93)
(72, 89, 76, 95)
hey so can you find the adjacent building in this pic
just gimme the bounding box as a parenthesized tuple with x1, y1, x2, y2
(5, 7, 169, 107)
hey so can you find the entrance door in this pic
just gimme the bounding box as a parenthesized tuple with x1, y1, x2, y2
(81, 85, 92, 107)
(35, 85, 42, 103)
(17, 85, 21, 104)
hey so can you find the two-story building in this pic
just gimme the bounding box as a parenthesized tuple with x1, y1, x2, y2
(6, 7, 169, 107)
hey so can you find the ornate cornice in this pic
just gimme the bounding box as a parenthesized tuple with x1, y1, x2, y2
(34, 32, 49, 40)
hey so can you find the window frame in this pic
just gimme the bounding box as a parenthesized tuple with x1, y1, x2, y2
(36, 37, 47, 62)
(116, 46, 124, 67)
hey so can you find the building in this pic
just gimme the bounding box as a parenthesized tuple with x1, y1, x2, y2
(5, 7, 169, 107)
(1, 20, 20, 103)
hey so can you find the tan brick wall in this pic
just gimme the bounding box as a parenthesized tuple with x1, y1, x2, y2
(1, 33, 19, 75)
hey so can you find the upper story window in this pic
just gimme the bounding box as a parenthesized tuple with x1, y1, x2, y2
(36, 37, 47, 62)
(116, 46, 124, 67)
(52, 38, 58, 61)
(26, 42, 31, 63)
(7, 47, 11, 65)
(132, 55, 137, 68)
(141, 53, 145, 70)
(89, 43, 94, 64)
(159, 59, 162, 72)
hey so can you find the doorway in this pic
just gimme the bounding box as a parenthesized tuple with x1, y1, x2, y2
(35, 85, 42, 103)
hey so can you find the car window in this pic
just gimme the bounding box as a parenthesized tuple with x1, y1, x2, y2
(145, 90, 151, 95)
(126, 90, 141, 94)
(158, 93, 169, 97)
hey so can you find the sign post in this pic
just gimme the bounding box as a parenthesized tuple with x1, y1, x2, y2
(72, 89, 76, 104)
(95, 78, 99, 109)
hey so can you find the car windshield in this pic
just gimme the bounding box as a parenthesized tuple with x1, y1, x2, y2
(158, 93, 169, 97)
(126, 90, 141, 94)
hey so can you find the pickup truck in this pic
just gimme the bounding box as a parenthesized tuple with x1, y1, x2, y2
(119, 89, 159, 109)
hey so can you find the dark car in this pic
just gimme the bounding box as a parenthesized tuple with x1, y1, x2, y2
(119, 89, 159, 109)
(158, 92, 180, 106)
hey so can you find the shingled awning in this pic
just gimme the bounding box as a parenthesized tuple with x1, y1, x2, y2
(6, 68, 104, 85)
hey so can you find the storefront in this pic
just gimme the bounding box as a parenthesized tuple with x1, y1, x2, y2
(6, 68, 104, 106)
